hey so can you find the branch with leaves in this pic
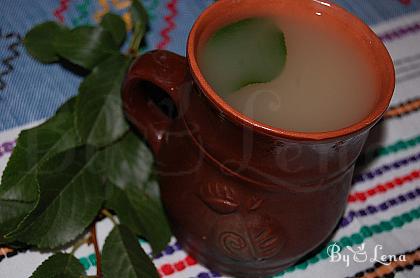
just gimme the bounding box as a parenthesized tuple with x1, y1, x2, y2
(0, 1, 171, 277)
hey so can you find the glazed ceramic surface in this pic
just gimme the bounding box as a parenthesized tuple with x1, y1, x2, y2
(122, 0, 395, 277)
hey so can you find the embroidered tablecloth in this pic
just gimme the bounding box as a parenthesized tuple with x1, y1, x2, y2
(1, 0, 420, 277)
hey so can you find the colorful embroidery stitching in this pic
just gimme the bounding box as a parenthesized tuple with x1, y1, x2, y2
(156, 0, 178, 49)
(0, 31, 22, 92)
(348, 246, 420, 278)
(54, 0, 71, 23)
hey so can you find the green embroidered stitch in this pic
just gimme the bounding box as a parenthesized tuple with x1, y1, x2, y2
(146, 0, 159, 20)
(274, 206, 420, 277)
(71, 0, 92, 27)
(358, 135, 420, 166)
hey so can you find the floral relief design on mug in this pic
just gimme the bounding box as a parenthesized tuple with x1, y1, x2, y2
(218, 231, 247, 258)
(247, 195, 264, 211)
(199, 182, 240, 214)
(199, 183, 284, 261)
(215, 213, 284, 261)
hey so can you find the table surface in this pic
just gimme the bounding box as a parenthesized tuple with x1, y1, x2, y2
(1, 1, 420, 277)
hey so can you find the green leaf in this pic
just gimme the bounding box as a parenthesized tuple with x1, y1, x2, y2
(142, 178, 161, 200)
(100, 13, 127, 46)
(130, 0, 149, 51)
(75, 54, 131, 147)
(106, 184, 171, 255)
(8, 147, 104, 248)
(102, 225, 159, 278)
(24, 21, 67, 63)
(97, 131, 153, 188)
(54, 26, 119, 70)
(30, 253, 86, 278)
(0, 98, 80, 236)
(0, 200, 33, 238)
(200, 18, 287, 95)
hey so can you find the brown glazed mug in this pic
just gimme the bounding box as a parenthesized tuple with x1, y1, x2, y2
(122, 0, 395, 277)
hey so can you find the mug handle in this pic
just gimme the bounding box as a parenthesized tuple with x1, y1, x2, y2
(122, 50, 193, 154)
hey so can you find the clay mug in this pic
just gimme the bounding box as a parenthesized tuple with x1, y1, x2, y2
(122, 0, 395, 276)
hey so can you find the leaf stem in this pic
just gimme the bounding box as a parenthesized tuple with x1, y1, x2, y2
(128, 0, 148, 57)
(101, 208, 118, 226)
(70, 236, 91, 255)
(90, 224, 102, 278)
(128, 22, 145, 57)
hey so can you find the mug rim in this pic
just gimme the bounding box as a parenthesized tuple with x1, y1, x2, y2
(187, 0, 395, 141)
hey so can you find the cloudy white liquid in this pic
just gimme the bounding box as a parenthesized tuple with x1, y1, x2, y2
(200, 15, 377, 132)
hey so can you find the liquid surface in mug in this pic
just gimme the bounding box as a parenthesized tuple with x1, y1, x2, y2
(198, 15, 378, 132)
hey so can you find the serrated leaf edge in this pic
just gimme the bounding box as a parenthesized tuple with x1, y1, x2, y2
(7, 150, 101, 248)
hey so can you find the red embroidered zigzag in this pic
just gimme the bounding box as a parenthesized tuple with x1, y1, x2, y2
(156, 0, 178, 49)
(399, 0, 411, 5)
(54, 0, 71, 23)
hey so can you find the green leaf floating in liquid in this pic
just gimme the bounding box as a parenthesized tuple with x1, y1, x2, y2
(200, 18, 287, 96)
